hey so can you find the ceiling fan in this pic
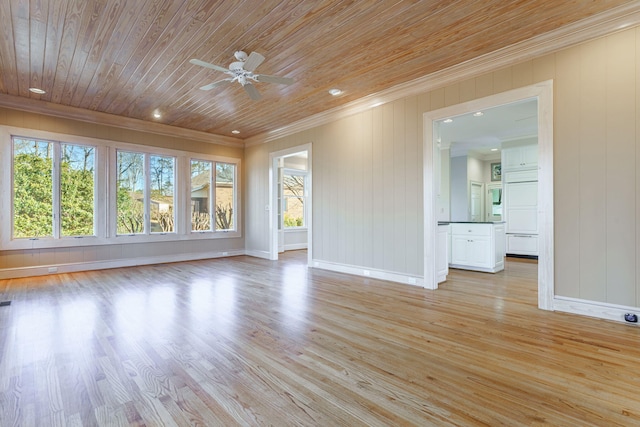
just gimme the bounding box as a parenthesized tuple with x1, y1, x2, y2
(189, 51, 293, 100)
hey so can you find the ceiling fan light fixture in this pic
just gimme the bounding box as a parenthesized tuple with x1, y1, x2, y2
(328, 88, 342, 96)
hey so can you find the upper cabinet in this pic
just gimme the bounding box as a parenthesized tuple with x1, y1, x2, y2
(501, 144, 538, 171)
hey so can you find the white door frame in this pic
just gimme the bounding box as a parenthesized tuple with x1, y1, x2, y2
(423, 81, 554, 311)
(268, 143, 313, 265)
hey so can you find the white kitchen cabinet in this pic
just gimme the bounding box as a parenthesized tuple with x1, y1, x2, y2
(506, 234, 539, 256)
(504, 181, 538, 234)
(450, 223, 505, 273)
(502, 144, 538, 171)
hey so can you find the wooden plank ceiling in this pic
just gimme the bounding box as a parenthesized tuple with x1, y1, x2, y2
(0, 0, 636, 140)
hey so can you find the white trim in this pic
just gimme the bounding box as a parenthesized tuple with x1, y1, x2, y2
(268, 143, 313, 265)
(553, 296, 640, 326)
(245, 249, 271, 260)
(311, 259, 424, 288)
(0, 250, 246, 280)
(284, 243, 308, 251)
(245, 4, 640, 146)
(423, 81, 554, 312)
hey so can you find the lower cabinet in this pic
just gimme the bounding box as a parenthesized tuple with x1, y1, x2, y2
(450, 223, 505, 273)
(506, 234, 538, 256)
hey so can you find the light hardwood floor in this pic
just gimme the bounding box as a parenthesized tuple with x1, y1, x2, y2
(1, 251, 639, 426)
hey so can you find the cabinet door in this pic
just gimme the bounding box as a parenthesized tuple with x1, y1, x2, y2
(502, 145, 538, 170)
(451, 236, 470, 265)
(505, 181, 538, 234)
(452, 235, 490, 268)
(501, 147, 522, 170)
(521, 144, 538, 168)
(468, 237, 491, 268)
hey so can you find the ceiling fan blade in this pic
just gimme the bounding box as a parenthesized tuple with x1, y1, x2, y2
(243, 52, 265, 72)
(199, 79, 232, 91)
(189, 58, 229, 73)
(255, 74, 294, 85)
(243, 83, 261, 100)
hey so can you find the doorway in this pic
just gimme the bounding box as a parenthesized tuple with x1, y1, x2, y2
(269, 143, 313, 266)
(469, 181, 484, 222)
(423, 81, 554, 311)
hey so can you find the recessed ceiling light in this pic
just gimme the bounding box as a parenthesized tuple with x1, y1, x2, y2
(328, 88, 342, 96)
(152, 111, 162, 119)
(231, 130, 240, 134)
(473, 111, 484, 117)
(443, 118, 453, 123)
(29, 87, 46, 94)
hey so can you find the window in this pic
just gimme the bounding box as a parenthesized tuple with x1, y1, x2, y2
(116, 151, 145, 234)
(190, 160, 236, 232)
(12, 137, 95, 239)
(150, 155, 175, 233)
(116, 150, 175, 235)
(1, 126, 240, 250)
(282, 171, 306, 228)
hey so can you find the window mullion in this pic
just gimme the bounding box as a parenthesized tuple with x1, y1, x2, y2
(212, 161, 217, 232)
(144, 153, 150, 235)
(52, 142, 61, 239)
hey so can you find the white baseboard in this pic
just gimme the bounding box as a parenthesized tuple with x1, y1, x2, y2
(553, 296, 640, 326)
(284, 243, 308, 251)
(244, 249, 272, 260)
(311, 259, 423, 287)
(0, 250, 246, 279)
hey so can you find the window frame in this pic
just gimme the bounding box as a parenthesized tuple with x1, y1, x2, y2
(0, 126, 241, 250)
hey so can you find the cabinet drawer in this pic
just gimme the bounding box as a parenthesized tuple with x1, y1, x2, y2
(504, 170, 537, 183)
(451, 223, 491, 236)
(506, 234, 538, 255)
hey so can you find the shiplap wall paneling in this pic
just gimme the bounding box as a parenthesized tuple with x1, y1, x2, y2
(361, 110, 374, 269)
(554, 47, 579, 298)
(404, 95, 421, 276)
(371, 106, 385, 269)
(245, 144, 268, 253)
(578, 37, 607, 303)
(351, 112, 366, 268)
(339, 116, 354, 266)
(382, 103, 396, 272)
(392, 99, 407, 274)
(605, 30, 637, 306)
(512, 60, 534, 88)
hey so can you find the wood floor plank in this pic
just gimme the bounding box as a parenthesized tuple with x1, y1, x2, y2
(1, 251, 640, 426)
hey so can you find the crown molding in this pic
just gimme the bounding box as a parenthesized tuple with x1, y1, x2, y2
(0, 93, 243, 147)
(245, 2, 640, 147)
